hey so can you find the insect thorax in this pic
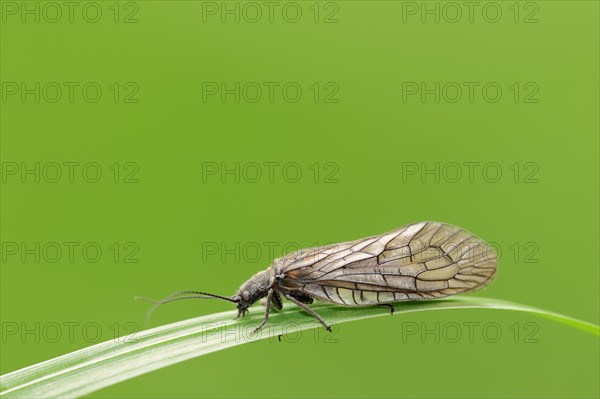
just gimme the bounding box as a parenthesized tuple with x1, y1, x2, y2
(236, 269, 274, 306)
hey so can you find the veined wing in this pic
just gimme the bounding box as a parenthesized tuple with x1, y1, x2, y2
(276, 222, 497, 306)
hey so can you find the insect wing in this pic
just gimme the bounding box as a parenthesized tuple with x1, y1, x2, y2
(277, 222, 497, 306)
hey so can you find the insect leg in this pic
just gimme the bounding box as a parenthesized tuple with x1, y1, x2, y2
(271, 291, 283, 310)
(283, 291, 332, 332)
(378, 304, 395, 315)
(253, 289, 273, 333)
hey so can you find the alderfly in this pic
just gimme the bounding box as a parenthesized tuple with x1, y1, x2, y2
(137, 222, 498, 332)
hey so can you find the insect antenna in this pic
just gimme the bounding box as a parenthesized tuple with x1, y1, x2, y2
(135, 290, 238, 325)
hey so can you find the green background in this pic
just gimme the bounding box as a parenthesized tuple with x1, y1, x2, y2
(1, 1, 599, 398)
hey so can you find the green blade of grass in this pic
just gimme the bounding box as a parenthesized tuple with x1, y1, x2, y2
(1, 296, 598, 399)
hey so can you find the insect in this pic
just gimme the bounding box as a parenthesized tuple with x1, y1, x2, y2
(138, 222, 497, 332)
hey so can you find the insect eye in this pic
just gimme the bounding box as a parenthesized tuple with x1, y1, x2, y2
(242, 291, 250, 301)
